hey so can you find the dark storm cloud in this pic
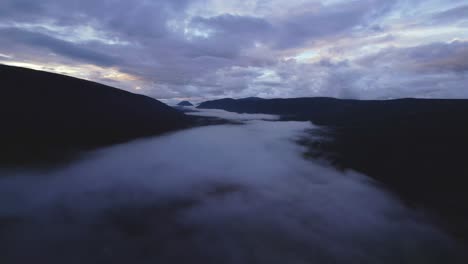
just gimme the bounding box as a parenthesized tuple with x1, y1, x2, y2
(0, 28, 119, 66)
(0, 0, 191, 28)
(273, 0, 395, 49)
(2, 0, 394, 60)
(431, 4, 468, 24)
(188, 0, 395, 50)
(191, 14, 273, 37)
(185, 14, 273, 59)
(0, 0, 45, 22)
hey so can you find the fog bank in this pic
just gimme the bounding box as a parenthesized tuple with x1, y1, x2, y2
(0, 109, 464, 263)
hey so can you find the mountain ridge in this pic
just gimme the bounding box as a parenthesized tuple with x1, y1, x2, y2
(0, 64, 192, 166)
(199, 96, 468, 240)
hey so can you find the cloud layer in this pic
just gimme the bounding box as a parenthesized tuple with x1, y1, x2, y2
(1, 0, 467, 101)
(0, 110, 463, 263)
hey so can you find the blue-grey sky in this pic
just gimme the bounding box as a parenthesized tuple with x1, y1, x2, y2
(1, 0, 467, 102)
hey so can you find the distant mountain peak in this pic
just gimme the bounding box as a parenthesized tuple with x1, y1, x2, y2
(177, 101, 193, 106)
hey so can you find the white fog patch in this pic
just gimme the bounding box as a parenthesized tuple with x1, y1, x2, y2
(187, 107, 279, 121)
(0, 111, 464, 263)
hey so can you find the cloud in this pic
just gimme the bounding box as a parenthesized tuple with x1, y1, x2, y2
(0, 27, 120, 66)
(0, 110, 462, 262)
(272, 0, 395, 49)
(0, 0, 467, 100)
(430, 4, 468, 25)
(359, 41, 468, 73)
(191, 14, 273, 38)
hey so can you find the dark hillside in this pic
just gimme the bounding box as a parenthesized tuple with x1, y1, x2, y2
(199, 97, 468, 239)
(0, 65, 191, 166)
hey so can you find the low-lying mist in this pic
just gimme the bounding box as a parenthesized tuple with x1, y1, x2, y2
(0, 109, 464, 263)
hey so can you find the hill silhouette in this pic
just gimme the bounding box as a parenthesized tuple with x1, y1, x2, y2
(177, 101, 194, 106)
(0, 64, 191, 166)
(199, 97, 468, 239)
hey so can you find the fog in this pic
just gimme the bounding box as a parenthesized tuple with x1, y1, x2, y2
(0, 109, 464, 263)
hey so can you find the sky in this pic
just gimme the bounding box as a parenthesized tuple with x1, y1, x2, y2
(1, 0, 467, 102)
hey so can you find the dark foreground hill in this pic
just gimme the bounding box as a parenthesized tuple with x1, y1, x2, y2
(199, 97, 468, 239)
(0, 65, 191, 166)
